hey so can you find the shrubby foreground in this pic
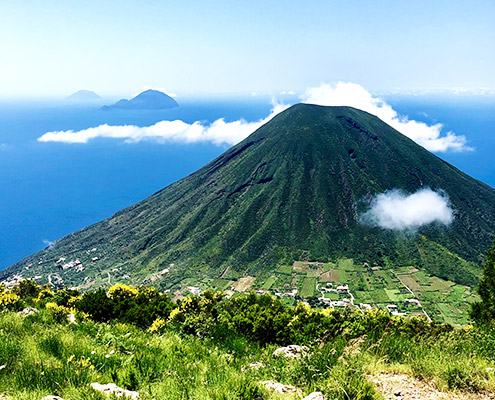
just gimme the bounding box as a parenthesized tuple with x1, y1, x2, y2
(1, 280, 495, 399)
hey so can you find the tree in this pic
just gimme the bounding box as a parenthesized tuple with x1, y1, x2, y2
(470, 239, 495, 323)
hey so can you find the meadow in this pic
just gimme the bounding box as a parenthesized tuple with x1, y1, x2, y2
(1, 281, 495, 399)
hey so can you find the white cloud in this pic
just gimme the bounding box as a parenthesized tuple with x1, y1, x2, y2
(38, 82, 471, 151)
(37, 102, 290, 145)
(360, 188, 454, 230)
(301, 82, 472, 152)
(43, 239, 55, 249)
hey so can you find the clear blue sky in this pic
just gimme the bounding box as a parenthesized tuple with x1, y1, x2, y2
(1, 0, 494, 98)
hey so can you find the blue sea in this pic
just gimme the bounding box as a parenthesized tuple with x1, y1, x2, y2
(0, 95, 494, 270)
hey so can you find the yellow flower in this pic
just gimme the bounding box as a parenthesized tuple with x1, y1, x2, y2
(168, 308, 181, 322)
(108, 283, 138, 298)
(148, 317, 166, 333)
(0, 291, 20, 308)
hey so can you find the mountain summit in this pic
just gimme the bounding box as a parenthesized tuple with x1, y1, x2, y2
(3, 104, 495, 290)
(102, 89, 178, 110)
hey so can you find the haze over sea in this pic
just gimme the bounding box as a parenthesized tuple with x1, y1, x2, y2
(1, 94, 494, 270)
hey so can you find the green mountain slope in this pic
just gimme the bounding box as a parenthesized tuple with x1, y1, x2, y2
(3, 104, 495, 289)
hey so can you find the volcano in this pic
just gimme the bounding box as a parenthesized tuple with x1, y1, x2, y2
(4, 104, 495, 290)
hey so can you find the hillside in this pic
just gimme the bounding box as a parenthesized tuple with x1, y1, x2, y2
(101, 89, 178, 110)
(1, 283, 495, 400)
(3, 104, 495, 305)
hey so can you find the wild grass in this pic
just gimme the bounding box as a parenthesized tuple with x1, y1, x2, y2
(2, 284, 495, 400)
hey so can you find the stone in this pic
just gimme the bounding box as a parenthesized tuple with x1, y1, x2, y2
(90, 382, 139, 399)
(272, 345, 309, 359)
(18, 307, 38, 317)
(41, 396, 64, 400)
(67, 313, 77, 324)
(302, 392, 326, 400)
(260, 380, 301, 395)
(248, 362, 263, 369)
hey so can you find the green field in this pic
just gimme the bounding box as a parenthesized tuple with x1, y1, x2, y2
(276, 265, 293, 274)
(300, 277, 317, 298)
(211, 278, 233, 290)
(252, 258, 478, 324)
(262, 275, 277, 289)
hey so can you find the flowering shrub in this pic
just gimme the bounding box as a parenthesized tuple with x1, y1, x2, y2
(0, 291, 20, 309)
(45, 302, 76, 322)
(108, 284, 139, 299)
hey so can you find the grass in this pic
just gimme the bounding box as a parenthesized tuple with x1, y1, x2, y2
(262, 276, 277, 290)
(211, 279, 233, 291)
(338, 259, 353, 270)
(338, 270, 347, 283)
(300, 278, 317, 298)
(276, 265, 292, 275)
(0, 309, 377, 400)
(2, 307, 495, 399)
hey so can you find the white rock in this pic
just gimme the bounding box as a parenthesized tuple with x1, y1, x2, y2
(41, 396, 64, 400)
(18, 308, 38, 317)
(0, 395, 9, 399)
(302, 392, 326, 400)
(67, 313, 77, 324)
(248, 362, 263, 369)
(272, 345, 309, 359)
(90, 382, 139, 399)
(260, 380, 300, 395)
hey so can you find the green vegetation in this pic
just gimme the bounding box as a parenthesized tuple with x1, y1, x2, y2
(471, 239, 495, 324)
(4, 104, 495, 299)
(2, 280, 495, 399)
(299, 277, 316, 298)
(253, 259, 477, 324)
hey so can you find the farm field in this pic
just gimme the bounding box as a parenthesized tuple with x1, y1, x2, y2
(249, 259, 478, 325)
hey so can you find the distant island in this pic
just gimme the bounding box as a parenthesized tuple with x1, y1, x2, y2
(101, 89, 179, 110)
(67, 89, 102, 103)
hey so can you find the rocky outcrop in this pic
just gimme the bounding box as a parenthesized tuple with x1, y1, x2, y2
(18, 308, 38, 317)
(17, 307, 39, 317)
(272, 345, 309, 359)
(90, 382, 139, 399)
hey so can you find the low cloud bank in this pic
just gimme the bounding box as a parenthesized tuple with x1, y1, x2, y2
(301, 82, 472, 152)
(360, 188, 454, 230)
(38, 103, 289, 145)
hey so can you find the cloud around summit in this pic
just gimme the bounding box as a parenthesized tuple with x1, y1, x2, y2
(360, 188, 454, 230)
(301, 82, 472, 152)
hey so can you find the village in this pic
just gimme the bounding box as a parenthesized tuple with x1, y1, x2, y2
(0, 253, 477, 325)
